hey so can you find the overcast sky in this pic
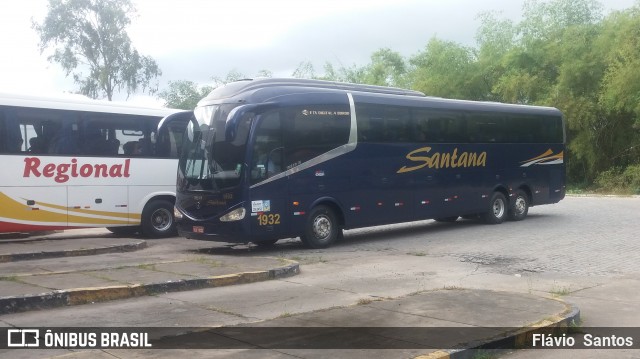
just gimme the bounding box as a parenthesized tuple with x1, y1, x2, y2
(0, 0, 636, 105)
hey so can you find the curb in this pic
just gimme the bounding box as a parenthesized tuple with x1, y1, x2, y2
(0, 240, 147, 263)
(0, 260, 300, 315)
(566, 194, 640, 198)
(414, 299, 581, 359)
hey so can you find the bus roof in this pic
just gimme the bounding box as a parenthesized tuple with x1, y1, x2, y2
(197, 78, 561, 117)
(0, 92, 180, 117)
(199, 78, 426, 104)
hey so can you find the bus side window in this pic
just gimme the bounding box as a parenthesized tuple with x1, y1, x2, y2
(283, 105, 350, 167)
(0, 108, 25, 153)
(49, 122, 79, 154)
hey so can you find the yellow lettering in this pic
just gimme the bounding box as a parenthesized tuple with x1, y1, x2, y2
(478, 152, 487, 166)
(440, 152, 451, 169)
(397, 147, 488, 173)
(397, 147, 432, 173)
(467, 153, 476, 167)
(451, 148, 458, 168)
(431, 153, 440, 169)
(459, 152, 468, 167)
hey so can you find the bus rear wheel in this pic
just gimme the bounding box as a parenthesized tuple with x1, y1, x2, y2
(141, 199, 177, 238)
(301, 205, 339, 249)
(483, 192, 507, 224)
(508, 189, 529, 221)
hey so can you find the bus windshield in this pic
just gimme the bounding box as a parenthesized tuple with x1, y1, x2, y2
(179, 103, 248, 192)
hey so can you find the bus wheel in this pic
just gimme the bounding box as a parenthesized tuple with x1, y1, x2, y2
(435, 216, 458, 222)
(508, 189, 529, 221)
(483, 192, 507, 224)
(107, 226, 140, 236)
(301, 205, 339, 249)
(141, 199, 177, 238)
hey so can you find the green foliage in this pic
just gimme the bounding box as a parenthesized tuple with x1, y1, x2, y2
(292, 49, 410, 88)
(171, 0, 640, 188)
(363, 48, 410, 88)
(595, 165, 640, 194)
(33, 0, 161, 101)
(212, 69, 272, 86)
(599, 7, 640, 124)
(158, 81, 213, 110)
(410, 38, 484, 99)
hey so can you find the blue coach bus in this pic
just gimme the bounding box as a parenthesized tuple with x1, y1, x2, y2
(166, 78, 565, 248)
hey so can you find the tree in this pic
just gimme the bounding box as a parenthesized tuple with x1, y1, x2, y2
(292, 61, 317, 79)
(33, 0, 161, 100)
(292, 51, 408, 87)
(363, 48, 410, 88)
(212, 69, 272, 86)
(410, 37, 482, 99)
(158, 80, 213, 110)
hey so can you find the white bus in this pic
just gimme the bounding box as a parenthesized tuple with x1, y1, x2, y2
(0, 92, 190, 238)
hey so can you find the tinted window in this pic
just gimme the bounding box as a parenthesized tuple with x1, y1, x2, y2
(251, 112, 283, 184)
(466, 113, 505, 143)
(0, 106, 170, 156)
(356, 103, 411, 143)
(357, 104, 563, 144)
(502, 114, 564, 143)
(282, 105, 350, 168)
(412, 108, 467, 143)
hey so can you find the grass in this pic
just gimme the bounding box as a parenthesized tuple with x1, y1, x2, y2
(289, 256, 328, 264)
(192, 257, 224, 267)
(471, 350, 495, 359)
(137, 263, 156, 271)
(549, 283, 572, 297)
(357, 298, 373, 305)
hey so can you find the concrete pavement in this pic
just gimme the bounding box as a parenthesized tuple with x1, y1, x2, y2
(0, 229, 299, 314)
(0, 229, 585, 358)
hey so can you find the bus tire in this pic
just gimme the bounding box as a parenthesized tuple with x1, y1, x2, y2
(107, 226, 140, 236)
(141, 199, 177, 238)
(508, 189, 529, 221)
(483, 192, 507, 224)
(301, 205, 339, 249)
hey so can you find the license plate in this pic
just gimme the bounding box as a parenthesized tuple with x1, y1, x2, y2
(193, 226, 204, 233)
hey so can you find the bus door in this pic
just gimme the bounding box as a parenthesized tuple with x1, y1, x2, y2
(248, 111, 288, 240)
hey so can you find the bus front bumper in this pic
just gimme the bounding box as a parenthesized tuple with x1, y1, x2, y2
(177, 220, 251, 243)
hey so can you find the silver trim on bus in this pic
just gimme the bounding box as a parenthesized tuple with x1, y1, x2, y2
(250, 93, 358, 189)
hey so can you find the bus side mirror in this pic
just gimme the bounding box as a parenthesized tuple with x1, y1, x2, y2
(157, 111, 193, 156)
(157, 111, 194, 137)
(225, 105, 254, 142)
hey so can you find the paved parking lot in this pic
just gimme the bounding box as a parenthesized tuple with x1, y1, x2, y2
(1, 196, 639, 358)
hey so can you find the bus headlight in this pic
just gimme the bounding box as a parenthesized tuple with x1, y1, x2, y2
(220, 208, 246, 222)
(173, 207, 183, 220)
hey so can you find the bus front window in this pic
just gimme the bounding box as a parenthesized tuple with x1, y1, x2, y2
(179, 104, 248, 192)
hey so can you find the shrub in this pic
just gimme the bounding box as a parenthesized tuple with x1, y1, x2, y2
(595, 165, 640, 194)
